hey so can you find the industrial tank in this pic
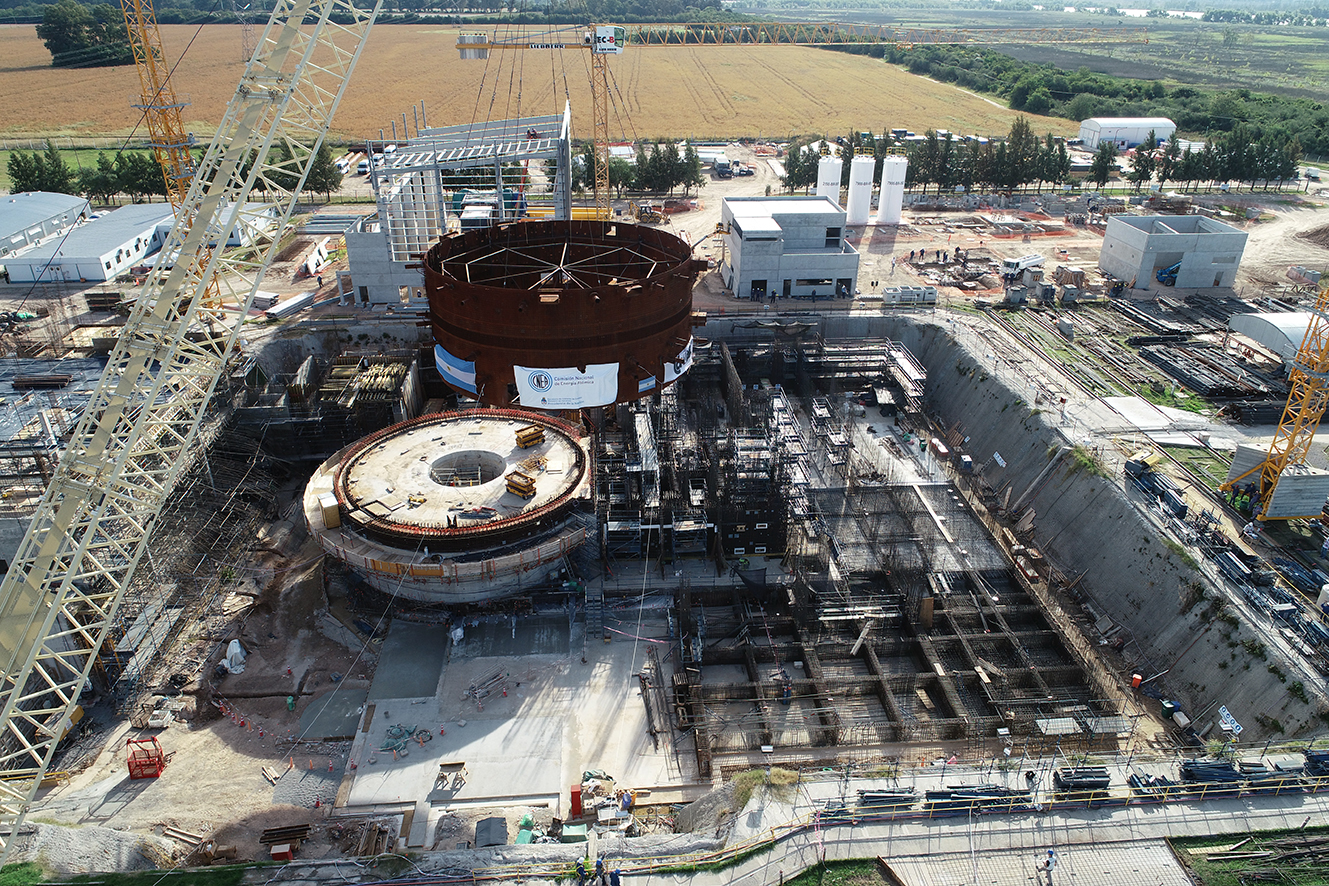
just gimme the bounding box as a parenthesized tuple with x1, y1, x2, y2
(875, 155, 909, 225)
(423, 219, 707, 409)
(845, 155, 876, 225)
(815, 155, 843, 205)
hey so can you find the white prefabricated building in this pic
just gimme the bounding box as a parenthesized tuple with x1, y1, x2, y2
(1078, 117, 1176, 150)
(5, 203, 174, 284)
(0, 192, 90, 263)
(719, 196, 860, 300)
(1098, 215, 1247, 291)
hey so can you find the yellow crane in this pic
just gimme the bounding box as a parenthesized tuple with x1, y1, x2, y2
(1222, 278, 1329, 520)
(0, 0, 382, 861)
(458, 23, 1147, 220)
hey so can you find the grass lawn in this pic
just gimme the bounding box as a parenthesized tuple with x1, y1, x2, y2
(785, 859, 888, 886)
(1171, 827, 1329, 886)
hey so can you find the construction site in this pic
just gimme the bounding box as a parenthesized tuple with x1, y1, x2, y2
(6, 5, 1329, 886)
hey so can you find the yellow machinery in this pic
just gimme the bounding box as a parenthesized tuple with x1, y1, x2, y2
(629, 201, 665, 224)
(459, 24, 1146, 222)
(515, 425, 546, 449)
(0, 0, 382, 860)
(1223, 279, 1329, 519)
(506, 470, 537, 498)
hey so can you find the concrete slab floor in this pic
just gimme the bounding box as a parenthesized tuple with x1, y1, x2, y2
(370, 622, 450, 700)
(299, 685, 369, 740)
(339, 612, 700, 843)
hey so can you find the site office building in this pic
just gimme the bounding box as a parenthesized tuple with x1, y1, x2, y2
(719, 196, 860, 300)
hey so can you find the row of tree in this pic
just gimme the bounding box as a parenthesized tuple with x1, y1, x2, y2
(1117, 126, 1302, 192)
(779, 116, 1303, 197)
(783, 118, 1073, 195)
(825, 43, 1329, 158)
(6, 141, 345, 204)
(551, 140, 705, 196)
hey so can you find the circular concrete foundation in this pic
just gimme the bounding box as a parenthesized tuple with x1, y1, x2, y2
(304, 409, 591, 603)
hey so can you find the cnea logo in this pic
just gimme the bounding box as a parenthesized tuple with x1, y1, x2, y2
(528, 371, 553, 392)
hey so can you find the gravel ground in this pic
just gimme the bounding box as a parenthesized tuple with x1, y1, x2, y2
(7, 823, 180, 874)
(272, 760, 346, 808)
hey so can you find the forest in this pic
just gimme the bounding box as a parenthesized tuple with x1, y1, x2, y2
(826, 42, 1329, 158)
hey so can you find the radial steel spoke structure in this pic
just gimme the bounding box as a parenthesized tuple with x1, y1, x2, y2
(0, 0, 380, 860)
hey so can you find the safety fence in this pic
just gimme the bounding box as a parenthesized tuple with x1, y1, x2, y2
(457, 761, 1329, 882)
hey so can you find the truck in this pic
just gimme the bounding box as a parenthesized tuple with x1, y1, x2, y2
(1001, 254, 1044, 277)
(714, 155, 733, 178)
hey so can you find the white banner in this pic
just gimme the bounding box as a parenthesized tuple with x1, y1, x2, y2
(515, 363, 619, 409)
(664, 337, 695, 384)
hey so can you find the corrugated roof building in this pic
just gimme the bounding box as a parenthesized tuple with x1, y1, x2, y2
(5, 203, 174, 284)
(0, 192, 90, 261)
(1078, 117, 1177, 150)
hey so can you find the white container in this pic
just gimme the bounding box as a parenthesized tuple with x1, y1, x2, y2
(876, 155, 909, 225)
(845, 155, 875, 225)
(816, 156, 843, 204)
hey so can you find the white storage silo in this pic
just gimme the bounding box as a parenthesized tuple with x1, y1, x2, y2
(845, 155, 875, 225)
(816, 155, 843, 204)
(875, 155, 909, 225)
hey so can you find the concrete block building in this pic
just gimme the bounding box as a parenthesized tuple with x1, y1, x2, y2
(719, 196, 860, 300)
(1078, 117, 1176, 150)
(1099, 215, 1247, 291)
(5, 203, 174, 284)
(0, 192, 89, 264)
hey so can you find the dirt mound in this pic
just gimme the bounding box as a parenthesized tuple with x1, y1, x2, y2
(673, 781, 736, 835)
(8, 823, 179, 874)
(1296, 223, 1329, 249)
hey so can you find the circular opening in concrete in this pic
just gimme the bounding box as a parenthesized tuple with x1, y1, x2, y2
(429, 450, 506, 487)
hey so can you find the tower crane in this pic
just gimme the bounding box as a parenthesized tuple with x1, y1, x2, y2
(0, 0, 381, 861)
(1222, 278, 1329, 520)
(457, 23, 1147, 220)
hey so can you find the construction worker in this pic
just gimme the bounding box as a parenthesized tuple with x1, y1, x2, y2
(610, 871, 621, 886)
(575, 859, 586, 886)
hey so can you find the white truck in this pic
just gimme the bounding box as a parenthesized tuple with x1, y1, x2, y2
(1001, 253, 1045, 277)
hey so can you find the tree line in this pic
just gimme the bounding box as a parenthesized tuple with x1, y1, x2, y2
(824, 43, 1329, 158)
(547, 140, 705, 197)
(783, 118, 1072, 195)
(6, 141, 345, 204)
(1116, 126, 1302, 192)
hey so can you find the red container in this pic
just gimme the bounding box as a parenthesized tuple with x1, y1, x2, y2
(126, 736, 165, 779)
(570, 784, 582, 817)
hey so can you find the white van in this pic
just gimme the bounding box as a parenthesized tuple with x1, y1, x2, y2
(357, 159, 370, 175)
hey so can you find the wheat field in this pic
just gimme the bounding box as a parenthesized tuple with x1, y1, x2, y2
(0, 23, 1074, 143)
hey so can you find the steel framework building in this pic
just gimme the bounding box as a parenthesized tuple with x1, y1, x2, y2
(343, 107, 574, 306)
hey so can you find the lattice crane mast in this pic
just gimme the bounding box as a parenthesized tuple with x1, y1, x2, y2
(0, 0, 381, 862)
(1222, 279, 1329, 519)
(457, 23, 1146, 222)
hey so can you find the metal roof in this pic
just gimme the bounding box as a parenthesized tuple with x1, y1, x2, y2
(1229, 311, 1311, 363)
(1036, 717, 1082, 736)
(1082, 117, 1176, 128)
(725, 196, 844, 219)
(15, 203, 174, 262)
(0, 192, 89, 240)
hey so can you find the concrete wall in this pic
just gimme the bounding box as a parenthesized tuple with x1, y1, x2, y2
(720, 201, 860, 300)
(1100, 216, 1247, 291)
(882, 318, 1324, 739)
(344, 218, 429, 307)
(699, 310, 1325, 739)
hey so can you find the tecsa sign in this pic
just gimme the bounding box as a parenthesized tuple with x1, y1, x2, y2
(593, 26, 625, 54)
(515, 363, 619, 409)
